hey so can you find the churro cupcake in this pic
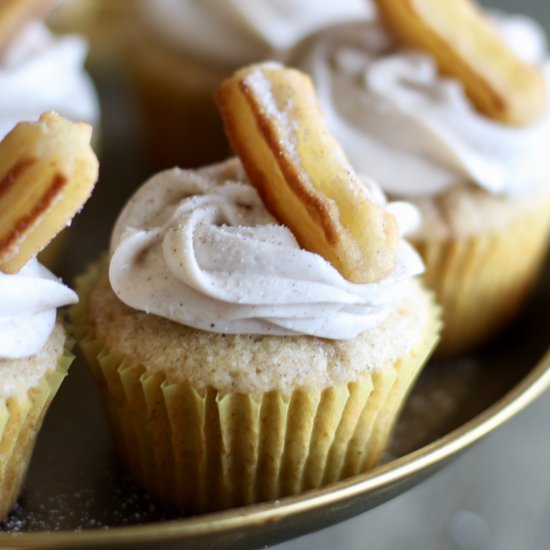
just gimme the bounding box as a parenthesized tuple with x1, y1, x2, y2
(122, 0, 370, 170)
(0, 113, 98, 519)
(47, 0, 134, 73)
(72, 64, 440, 513)
(286, 2, 550, 355)
(0, 2, 99, 143)
(0, 0, 100, 268)
(46, 0, 99, 37)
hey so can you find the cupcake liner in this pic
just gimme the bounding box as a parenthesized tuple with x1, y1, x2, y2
(72, 263, 440, 514)
(0, 339, 73, 519)
(414, 192, 550, 356)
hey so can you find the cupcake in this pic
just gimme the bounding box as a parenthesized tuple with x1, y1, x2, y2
(46, 0, 100, 37)
(72, 64, 440, 513)
(122, 0, 371, 170)
(0, 112, 99, 519)
(285, 2, 550, 355)
(0, 3, 100, 268)
(0, 10, 99, 145)
(46, 0, 134, 73)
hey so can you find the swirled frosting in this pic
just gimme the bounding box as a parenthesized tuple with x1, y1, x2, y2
(138, 0, 370, 68)
(109, 158, 423, 339)
(285, 12, 550, 197)
(0, 22, 99, 139)
(0, 259, 77, 360)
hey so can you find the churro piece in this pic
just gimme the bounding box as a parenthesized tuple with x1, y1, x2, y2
(217, 63, 399, 283)
(373, 0, 546, 126)
(0, 0, 55, 56)
(0, 112, 98, 274)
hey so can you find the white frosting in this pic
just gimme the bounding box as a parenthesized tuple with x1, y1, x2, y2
(109, 159, 423, 339)
(139, 0, 370, 68)
(285, 13, 550, 197)
(0, 22, 99, 139)
(0, 259, 77, 359)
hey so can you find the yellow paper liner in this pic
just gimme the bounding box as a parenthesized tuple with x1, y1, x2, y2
(72, 263, 440, 514)
(414, 192, 550, 356)
(0, 335, 74, 519)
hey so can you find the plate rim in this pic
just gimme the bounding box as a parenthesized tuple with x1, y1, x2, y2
(2, 345, 549, 547)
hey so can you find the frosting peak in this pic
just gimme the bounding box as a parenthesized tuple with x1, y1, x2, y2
(0, 22, 99, 140)
(110, 159, 423, 339)
(285, 13, 550, 197)
(0, 259, 77, 359)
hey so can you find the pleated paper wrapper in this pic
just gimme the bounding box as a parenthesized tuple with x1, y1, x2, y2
(414, 191, 550, 357)
(72, 263, 440, 514)
(0, 337, 74, 519)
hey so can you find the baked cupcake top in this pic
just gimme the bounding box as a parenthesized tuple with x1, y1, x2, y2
(137, 0, 370, 68)
(109, 63, 425, 341)
(0, 20, 99, 139)
(284, 8, 550, 198)
(102, 63, 436, 393)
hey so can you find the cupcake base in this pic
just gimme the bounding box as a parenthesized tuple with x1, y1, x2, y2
(412, 183, 550, 357)
(0, 325, 73, 519)
(72, 262, 440, 514)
